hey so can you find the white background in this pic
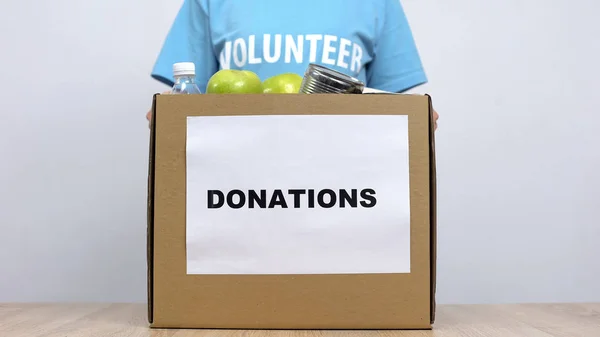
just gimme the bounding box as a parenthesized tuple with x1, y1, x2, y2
(0, 0, 598, 304)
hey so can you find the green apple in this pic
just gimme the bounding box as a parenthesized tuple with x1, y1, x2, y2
(206, 69, 263, 94)
(262, 73, 303, 94)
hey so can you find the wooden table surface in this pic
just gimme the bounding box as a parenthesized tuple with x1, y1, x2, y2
(0, 303, 599, 337)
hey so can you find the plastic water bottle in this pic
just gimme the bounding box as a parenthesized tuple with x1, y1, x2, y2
(171, 62, 202, 94)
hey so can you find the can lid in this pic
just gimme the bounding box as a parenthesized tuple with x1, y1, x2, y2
(300, 64, 365, 94)
(173, 62, 196, 77)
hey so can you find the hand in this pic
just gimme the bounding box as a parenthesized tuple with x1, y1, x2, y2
(433, 107, 439, 130)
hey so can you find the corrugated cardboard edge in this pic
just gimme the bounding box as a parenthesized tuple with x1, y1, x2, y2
(364, 91, 437, 326)
(147, 93, 158, 324)
(425, 94, 437, 325)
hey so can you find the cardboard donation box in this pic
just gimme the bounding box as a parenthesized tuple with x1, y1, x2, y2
(147, 93, 437, 329)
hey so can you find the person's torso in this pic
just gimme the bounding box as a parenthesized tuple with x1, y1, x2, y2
(206, 0, 384, 83)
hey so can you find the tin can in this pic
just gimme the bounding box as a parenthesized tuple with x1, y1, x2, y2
(299, 64, 365, 94)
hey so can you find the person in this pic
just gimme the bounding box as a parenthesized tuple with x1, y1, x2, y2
(147, 0, 438, 128)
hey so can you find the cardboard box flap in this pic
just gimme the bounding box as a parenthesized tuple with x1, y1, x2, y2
(426, 94, 437, 324)
(146, 93, 158, 324)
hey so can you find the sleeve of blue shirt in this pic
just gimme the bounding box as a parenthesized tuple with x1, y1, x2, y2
(151, 0, 218, 92)
(366, 0, 428, 93)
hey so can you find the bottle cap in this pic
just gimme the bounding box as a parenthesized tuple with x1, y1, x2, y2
(173, 62, 196, 77)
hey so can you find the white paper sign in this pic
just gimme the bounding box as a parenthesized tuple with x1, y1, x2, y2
(186, 114, 410, 275)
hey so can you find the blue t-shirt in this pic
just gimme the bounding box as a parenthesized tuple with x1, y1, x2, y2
(151, 0, 427, 93)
